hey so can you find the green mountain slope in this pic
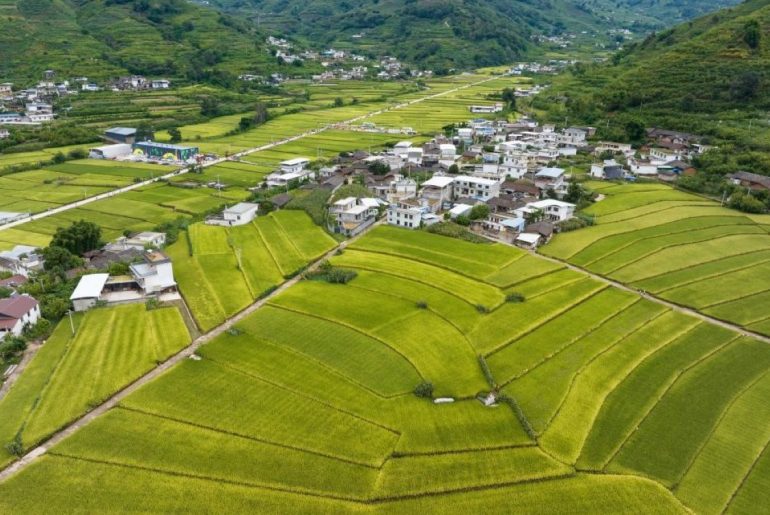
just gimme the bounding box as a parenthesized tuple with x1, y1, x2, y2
(0, 0, 274, 83)
(535, 0, 770, 138)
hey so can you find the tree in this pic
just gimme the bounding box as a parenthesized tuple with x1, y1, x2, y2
(448, 163, 459, 174)
(50, 221, 102, 255)
(254, 102, 269, 125)
(200, 96, 220, 117)
(135, 122, 154, 142)
(563, 180, 585, 203)
(743, 19, 761, 50)
(41, 246, 83, 272)
(624, 120, 646, 143)
(168, 127, 182, 143)
(468, 204, 490, 220)
(524, 208, 544, 225)
(501, 87, 517, 110)
(333, 97, 344, 107)
(730, 72, 761, 101)
(368, 161, 391, 175)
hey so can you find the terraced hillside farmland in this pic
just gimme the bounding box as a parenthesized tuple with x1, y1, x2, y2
(542, 182, 770, 335)
(167, 211, 336, 331)
(1, 226, 766, 512)
(0, 304, 190, 468)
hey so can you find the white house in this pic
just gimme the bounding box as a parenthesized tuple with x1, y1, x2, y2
(280, 158, 310, 174)
(448, 203, 473, 219)
(151, 79, 170, 89)
(0, 129, 8, 139)
(0, 245, 42, 277)
(0, 295, 40, 337)
(70, 273, 110, 312)
(393, 141, 413, 158)
(594, 141, 634, 157)
(439, 144, 457, 159)
(105, 231, 167, 252)
(452, 175, 500, 201)
(266, 170, 313, 187)
(129, 251, 176, 295)
(387, 199, 439, 229)
(515, 232, 542, 250)
(534, 167, 565, 191)
(469, 103, 503, 113)
(331, 197, 383, 236)
(420, 176, 455, 211)
(386, 177, 417, 203)
(517, 199, 576, 222)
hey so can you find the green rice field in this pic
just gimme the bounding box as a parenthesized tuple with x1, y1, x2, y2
(0, 304, 190, 468)
(1, 224, 766, 513)
(542, 182, 770, 336)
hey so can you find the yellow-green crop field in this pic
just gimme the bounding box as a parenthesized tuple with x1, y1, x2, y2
(167, 210, 336, 331)
(1, 224, 766, 513)
(542, 181, 770, 335)
(0, 304, 190, 468)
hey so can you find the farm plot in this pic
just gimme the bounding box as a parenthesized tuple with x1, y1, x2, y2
(0, 305, 189, 466)
(169, 211, 334, 331)
(543, 183, 770, 334)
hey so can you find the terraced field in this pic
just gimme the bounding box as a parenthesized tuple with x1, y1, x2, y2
(542, 182, 770, 336)
(0, 304, 190, 468)
(167, 211, 336, 331)
(1, 226, 766, 512)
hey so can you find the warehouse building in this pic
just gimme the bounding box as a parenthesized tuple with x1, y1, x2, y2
(131, 141, 199, 162)
(104, 127, 137, 144)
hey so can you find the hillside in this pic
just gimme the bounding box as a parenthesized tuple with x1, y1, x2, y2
(0, 0, 279, 83)
(535, 0, 770, 138)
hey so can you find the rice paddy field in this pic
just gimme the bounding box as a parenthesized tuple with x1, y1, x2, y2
(167, 211, 336, 331)
(541, 181, 770, 336)
(0, 304, 190, 468)
(1, 225, 766, 513)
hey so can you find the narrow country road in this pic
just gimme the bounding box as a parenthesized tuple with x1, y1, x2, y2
(483, 233, 770, 345)
(0, 220, 378, 482)
(0, 73, 504, 234)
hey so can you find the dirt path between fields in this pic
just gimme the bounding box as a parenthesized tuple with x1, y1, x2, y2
(483, 234, 770, 345)
(0, 220, 380, 482)
(0, 343, 41, 401)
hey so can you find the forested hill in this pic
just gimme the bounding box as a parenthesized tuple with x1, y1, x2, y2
(0, 0, 277, 83)
(535, 0, 770, 130)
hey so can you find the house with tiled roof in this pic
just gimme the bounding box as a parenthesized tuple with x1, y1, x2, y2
(0, 295, 40, 337)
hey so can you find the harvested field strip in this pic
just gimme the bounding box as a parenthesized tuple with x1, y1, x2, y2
(577, 323, 736, 471)
(488, 288, 637, 385)
(676, 370, 770, 514)
(539, 311, 700, 463)
(609, 337, 770, 487)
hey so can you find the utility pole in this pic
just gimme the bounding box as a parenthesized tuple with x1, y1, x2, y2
(67, 310, 75, 336)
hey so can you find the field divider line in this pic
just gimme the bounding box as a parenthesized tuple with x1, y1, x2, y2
(508, 273, 586, 301)
(579, 222, 758, 269)
(230, 332, 410, 400)
(651, 253, 770, 295)
(500, 296, 642, 388)
(484, 283, 609, 359)
(539, 309, 669, 434)
(0, 73, 505, 236)
(0, 218, 383, 482)
(697, 285, 770, 310)
(265, 304, 425, 381)
(523, 245, 770, 346)
(115, 405, 385, 470)
(720, 424, 770, 514)
(251, 220, 285, 277)
(589, 199, 717, 225)
(673, 367, 770, 494)
(601, 332, 740, 472)
(201, 356, 402, 436)
(597, 229, 769, 277)
(492, 266, 567, 290)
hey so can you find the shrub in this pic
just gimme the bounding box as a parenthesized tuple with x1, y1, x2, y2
(478, 355, 496, 389)
(305, 262, 357, 284)
(497, 394, 537, 440)
(145, 298, 160, 311)
(226, 327, 242, 336)
(413, 381, 434, 398)
(4, 435, 23, 457)
(476, 304, 490, 314)
(415, 300, 428, 309)
(506, 292, 526, 303)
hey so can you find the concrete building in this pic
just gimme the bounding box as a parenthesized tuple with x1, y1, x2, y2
(206, 202, 260, 227)
(104, 127, 137, 144)
(452, 175, 500, 201)
(0, 295, 40, 337)
(89, 144, 132, 160)
(70, 273, 110, 311)
(129, 251, 176, 295)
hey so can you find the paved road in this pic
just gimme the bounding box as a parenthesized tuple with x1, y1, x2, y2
(0, 74, 502, 235)
(483, 234, 770, 345)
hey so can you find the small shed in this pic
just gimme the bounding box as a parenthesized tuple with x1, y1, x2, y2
(70, 273, 109, 311)
(515, 232, 542, 250)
